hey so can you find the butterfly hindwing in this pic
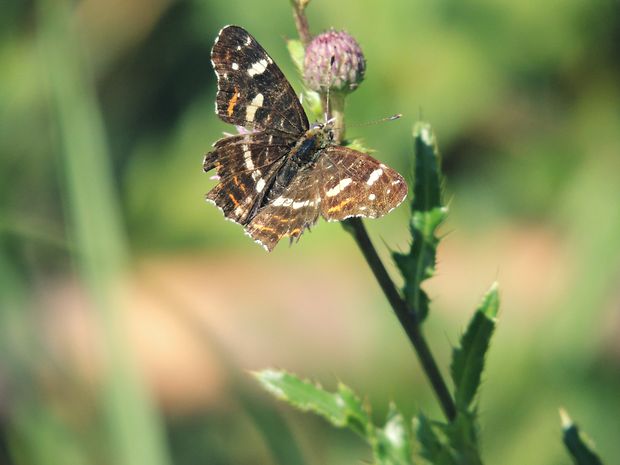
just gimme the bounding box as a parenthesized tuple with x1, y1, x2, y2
(212, 25, 308, 134)
(245, 168, 322, 251)
(319, 145, 408, 221)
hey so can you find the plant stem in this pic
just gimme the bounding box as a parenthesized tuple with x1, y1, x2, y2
(290, 0, 312, 46)
(326, 71, 456, 423)
(321, 92, 346, 142)
(343, 218, 457, 421)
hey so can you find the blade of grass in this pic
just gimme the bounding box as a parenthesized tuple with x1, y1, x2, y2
(36, 2, 172, 465)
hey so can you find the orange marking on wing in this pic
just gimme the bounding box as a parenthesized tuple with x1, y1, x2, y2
(290, 227, 301, 235)
(254, 224, 277, 233)
(235, 176, 247, 194)
(227, 90, 240, 117)
(228, 193, 239, 207)
(327, 198, 352, 213)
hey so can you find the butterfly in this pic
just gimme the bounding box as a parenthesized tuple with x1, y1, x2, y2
(204, 25, 407, 251)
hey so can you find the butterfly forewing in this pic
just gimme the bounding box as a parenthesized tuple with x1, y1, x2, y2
(212, 25, 308, 134)
(319, 146, 407, 221)
(204, 131, 291, 224)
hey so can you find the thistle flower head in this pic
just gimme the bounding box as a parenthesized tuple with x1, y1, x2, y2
(303, 29, 366, 93)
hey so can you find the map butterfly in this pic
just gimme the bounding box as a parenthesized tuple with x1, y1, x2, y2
(204, 25, 408, 251)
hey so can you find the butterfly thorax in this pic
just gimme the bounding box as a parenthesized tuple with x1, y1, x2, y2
(262, 125, 332, 205)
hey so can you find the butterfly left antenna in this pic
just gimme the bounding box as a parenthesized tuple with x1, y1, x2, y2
(349, 113, 402, 128)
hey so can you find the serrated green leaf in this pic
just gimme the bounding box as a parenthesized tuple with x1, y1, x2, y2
(392, 122, 446, 322)
(254, 370, 370, 436)
(285, 38, 323, 122)
(286, 38, 305, 75)
(414, 414, 457, 465)
(443, 412, 484, 465)
(450, 283, 499, 411)
(414, 413, 484, 465)
(560, 409, 604, 465)
(372, 404, 412, 465)
(302, 89, 323, 122)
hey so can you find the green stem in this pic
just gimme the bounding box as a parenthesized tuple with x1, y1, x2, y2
(326, 82, 456, 422)
(343, 218, 457, 422)
(322, 91, 346, 142)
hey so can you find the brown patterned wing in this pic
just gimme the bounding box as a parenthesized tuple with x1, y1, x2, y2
(204, 131, 292, 225)
(211, 25, 309, 135)
(318, 145, 408, 221)
(244, 168, 322, 251)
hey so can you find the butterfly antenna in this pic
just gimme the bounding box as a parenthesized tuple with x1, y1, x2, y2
(349, 113, 402, 128)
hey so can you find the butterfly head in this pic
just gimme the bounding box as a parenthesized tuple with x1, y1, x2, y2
(308, 118, 336, 148)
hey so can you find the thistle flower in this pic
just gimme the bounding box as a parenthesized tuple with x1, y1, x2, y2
(303, 29, 366, 93)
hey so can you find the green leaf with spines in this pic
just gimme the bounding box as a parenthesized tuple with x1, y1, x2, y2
(285, 37, 322, 122)
(254, 370, 370, 436)
(450, 283, 499, 411)
(393, 122, 446, 322)
(414, 412, 483, 465)
(560, 409, 605, 465)
(286, 39, 305, 75)
(413, 414, 457, 465)
(443, 412, 483, 465)
(256, 371, 417, 465)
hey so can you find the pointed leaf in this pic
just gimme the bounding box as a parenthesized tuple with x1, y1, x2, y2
(413, 414, 457, 465)
(286, 38, 305, 75)
(254, 370, 370, 436)
(560, 409, 604, 465)
(443, 412, 484, 465)
(393, 122, 446, 322)
(411, 122, 442, 212)
(450, 283, 499, 411)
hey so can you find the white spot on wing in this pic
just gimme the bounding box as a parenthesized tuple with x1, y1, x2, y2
(232, 63, 239, 70)
(245, 36, 252, 46)
(256, 178, 266, 193)
(246, 93, 264, 122)
(326, 178, 353, 197)
(247, 59, 269, 77)
(368, 194, 376, 200)
(243, 144, 254, 170)
(367, 168, 383, 186)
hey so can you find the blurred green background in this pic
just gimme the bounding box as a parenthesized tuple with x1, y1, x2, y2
(1, 0, 619, 464)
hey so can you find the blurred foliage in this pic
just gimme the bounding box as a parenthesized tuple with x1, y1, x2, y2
(1, 0, 620, 464)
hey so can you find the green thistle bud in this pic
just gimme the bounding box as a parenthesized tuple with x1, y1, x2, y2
(303, 29, 366, 93)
